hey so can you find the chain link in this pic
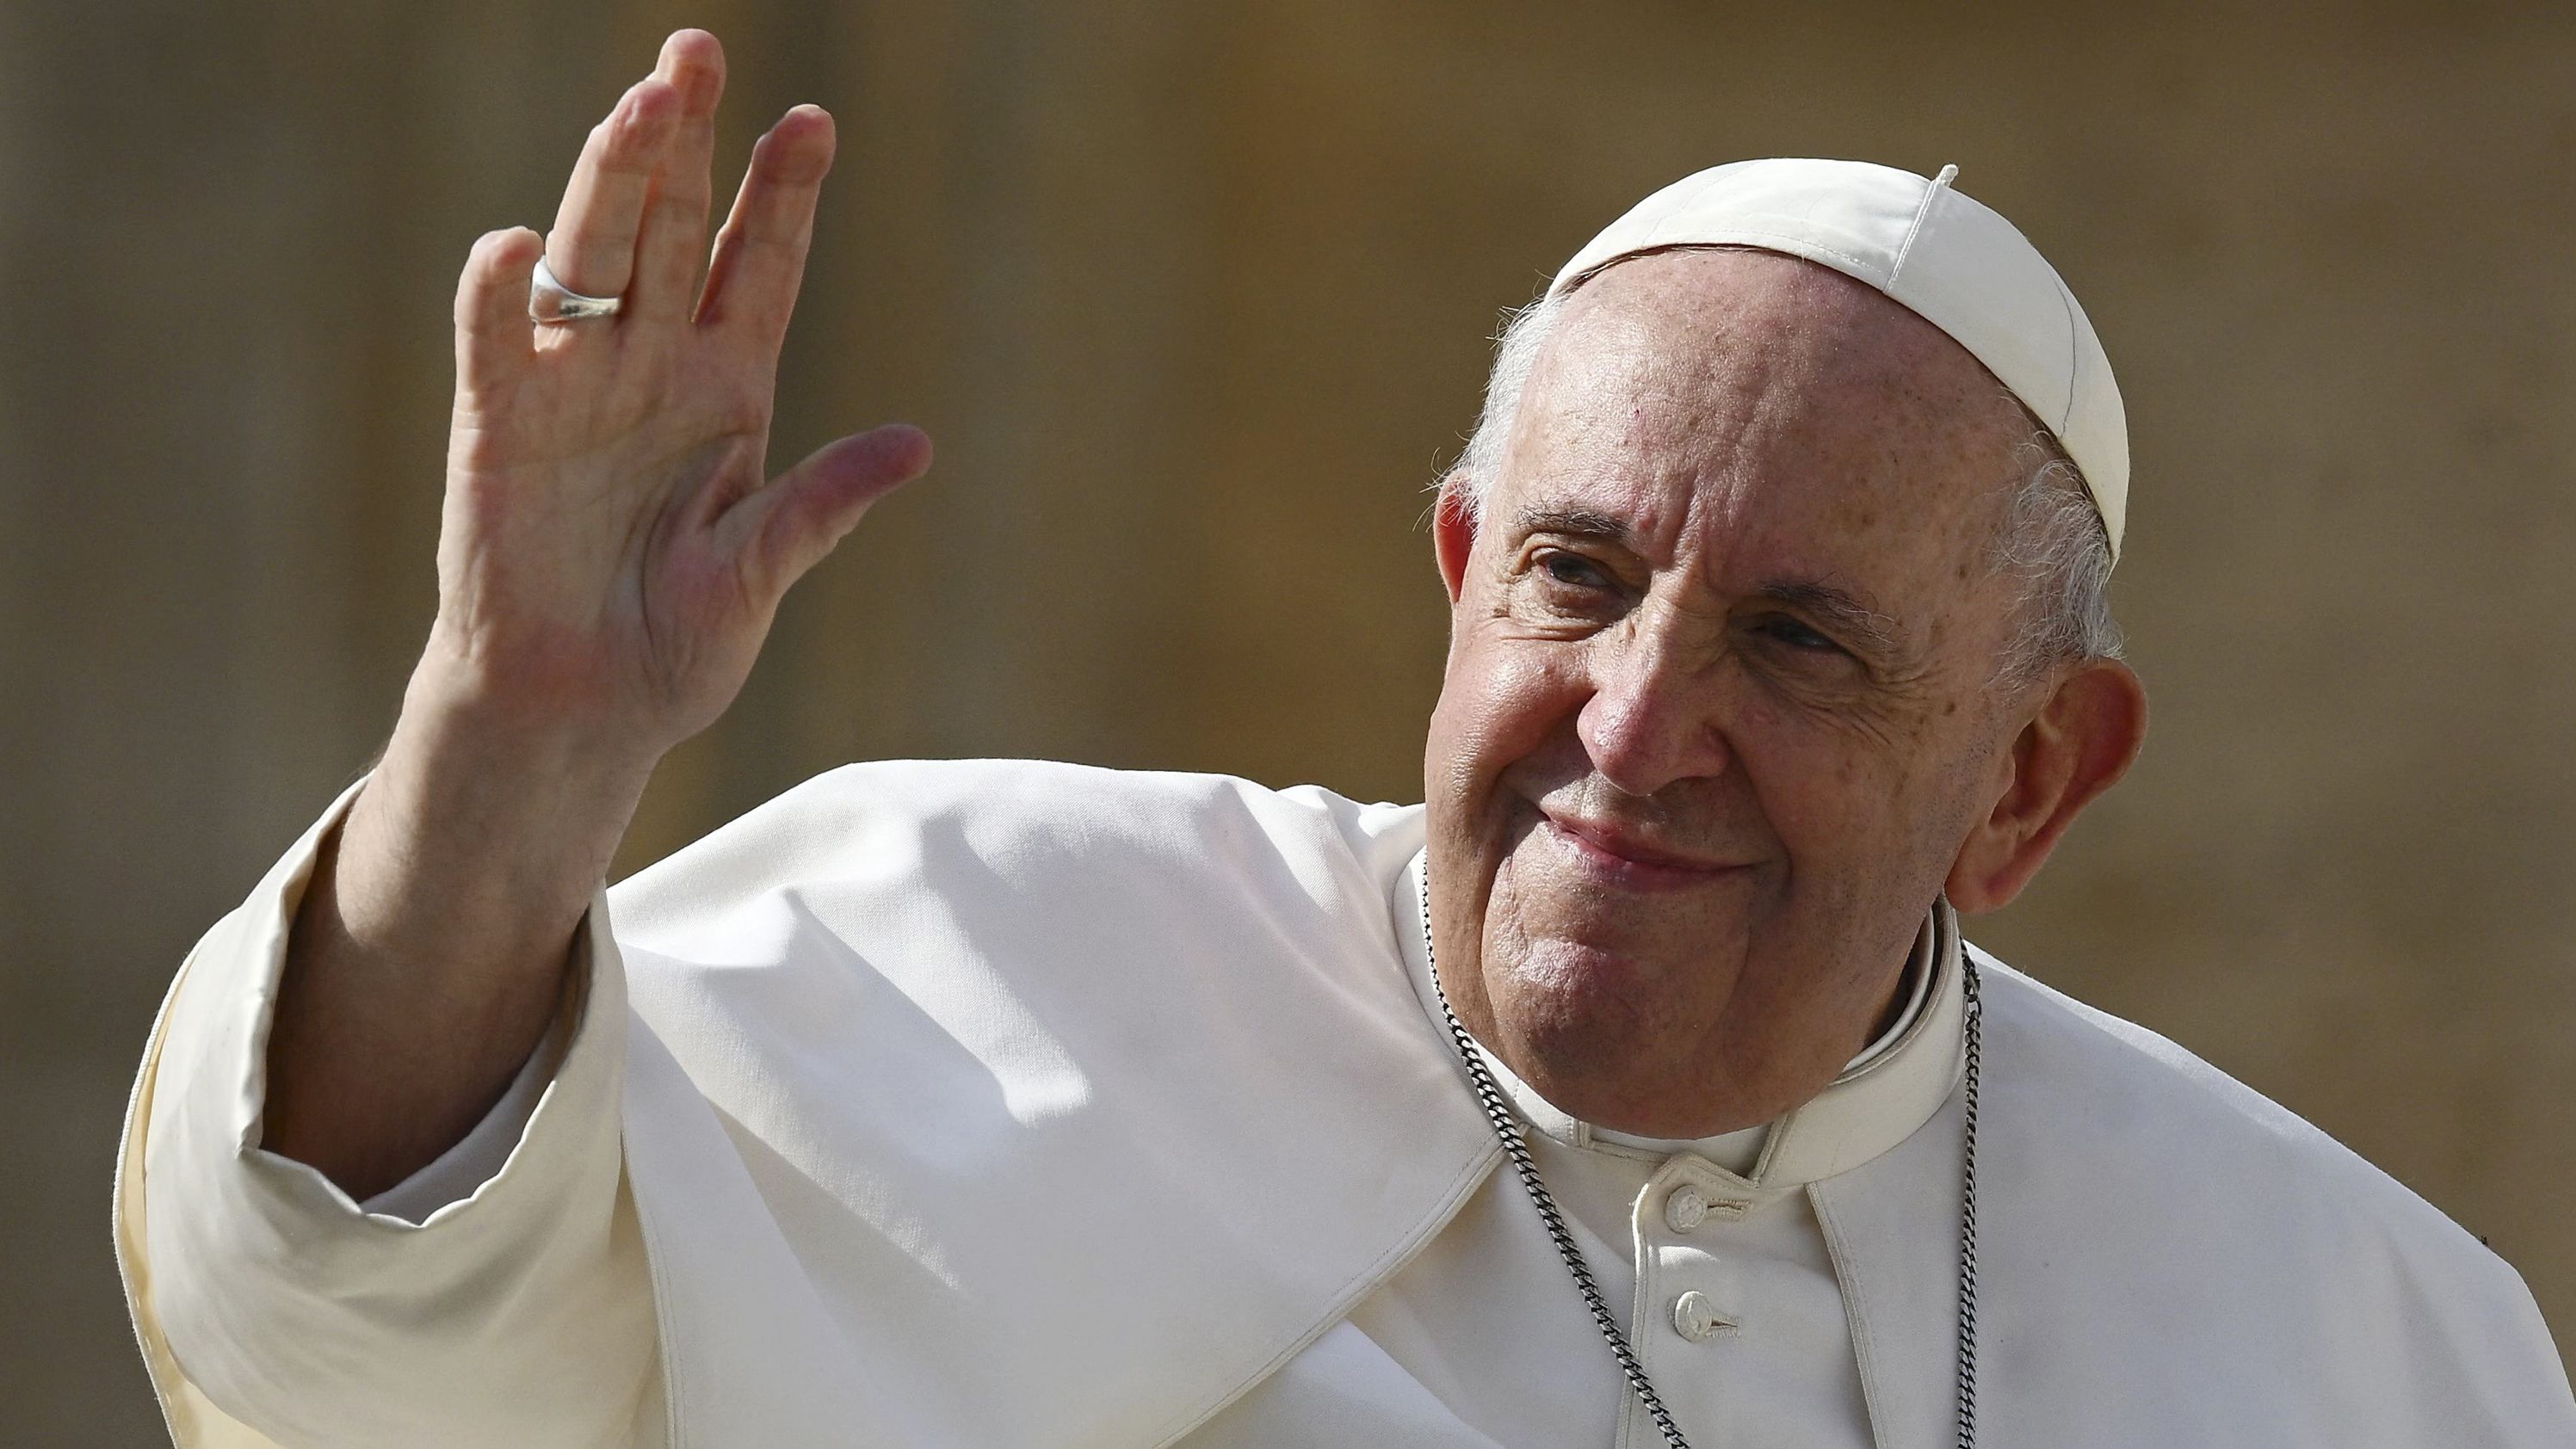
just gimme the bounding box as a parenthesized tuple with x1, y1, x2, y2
(1421, 885, 1696, 1449)
(1955, 950, 1983, 1449)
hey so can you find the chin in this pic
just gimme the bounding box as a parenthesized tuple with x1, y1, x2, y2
(1480, 853, 1766, 1076)
(1488, 935, 1698, 1082)
(1498, 955, 1815, 1137)
(1492, 843, 1753, 994)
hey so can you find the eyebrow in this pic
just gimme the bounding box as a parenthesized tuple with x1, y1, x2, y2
(1511, 505, 1631, 542)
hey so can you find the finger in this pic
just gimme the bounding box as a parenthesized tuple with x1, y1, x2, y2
(627, 29, 726, 323)
(541, 75, 682, 299)
(723, 424, 935, 598)
(696, 105, 834, 342)
(454, 227, 543, 394)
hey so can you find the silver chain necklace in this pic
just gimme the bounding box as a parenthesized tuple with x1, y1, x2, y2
(1418, 887, 1984, 1449)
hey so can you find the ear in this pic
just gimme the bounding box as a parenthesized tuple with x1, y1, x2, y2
(1433, 479, 1479, 604)
(1945, 660, 2147, 913)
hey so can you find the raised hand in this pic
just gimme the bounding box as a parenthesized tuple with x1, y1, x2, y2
(433, 28, 929, 764)
(262, 31, 926, 1194)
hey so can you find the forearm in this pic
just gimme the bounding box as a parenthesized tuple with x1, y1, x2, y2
(261, 651, 658, 1198)
(126, 793, 658, 1447)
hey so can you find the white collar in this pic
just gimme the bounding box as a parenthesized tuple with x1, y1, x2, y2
(1393, 850, 1964, 1189)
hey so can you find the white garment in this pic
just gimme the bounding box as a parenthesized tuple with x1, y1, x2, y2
(118, 760, 2576, 1448)
(358, 850, 1951, 1446)
(1251, 862, 1957, 1449)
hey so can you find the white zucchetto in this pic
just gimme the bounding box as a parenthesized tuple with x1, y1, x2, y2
(1553, 158, 2130, 559)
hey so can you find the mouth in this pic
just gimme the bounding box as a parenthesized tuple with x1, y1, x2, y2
(1538, 812, 1748, 892)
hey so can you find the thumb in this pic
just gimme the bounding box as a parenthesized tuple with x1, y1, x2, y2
(726, 423, 934, 598)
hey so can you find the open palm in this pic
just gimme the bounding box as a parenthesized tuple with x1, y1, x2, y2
(431, 28, 929, 761)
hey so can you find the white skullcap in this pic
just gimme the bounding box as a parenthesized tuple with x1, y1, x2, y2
(1551, 158, 2128, 560)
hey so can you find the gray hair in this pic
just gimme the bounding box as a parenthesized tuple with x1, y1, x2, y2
(1990, 428, 2124, 687)
(1441, 286, 2122, 689)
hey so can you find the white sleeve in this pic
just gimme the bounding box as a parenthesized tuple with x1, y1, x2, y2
(114, 781, 662, 1449)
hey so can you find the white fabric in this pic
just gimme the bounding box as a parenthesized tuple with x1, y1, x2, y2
(354, 900, 1935, 1223)
(119, 761, 2575, 1447)
(1552, 158, 2129, 558)
(368, 840, 1941, 1216)
(1297, 858, 1961, 1449)
(355, 849, 1955, 1446)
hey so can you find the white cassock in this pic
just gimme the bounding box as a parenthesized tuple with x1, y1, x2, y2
(118, 760, 2576, 1447)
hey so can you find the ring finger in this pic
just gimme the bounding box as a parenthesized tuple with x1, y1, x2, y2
(541, 75, 682, 300)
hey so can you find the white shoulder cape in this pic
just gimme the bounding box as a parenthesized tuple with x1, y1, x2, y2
(119, 759, 2574, 1446)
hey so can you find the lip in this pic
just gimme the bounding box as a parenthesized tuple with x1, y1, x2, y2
(1540, 813, 1747, 891)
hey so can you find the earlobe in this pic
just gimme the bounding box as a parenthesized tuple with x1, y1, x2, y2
(1433, 481, 1479, 605)
(1945, 661, 2147, 913)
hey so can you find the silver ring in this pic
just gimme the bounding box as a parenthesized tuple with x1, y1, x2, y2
(528, 256, 623, 324)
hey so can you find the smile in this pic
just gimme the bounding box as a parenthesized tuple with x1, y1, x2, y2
(1540, 815, 1748, 892)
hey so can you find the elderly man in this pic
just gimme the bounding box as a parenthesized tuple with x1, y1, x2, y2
(117, 29, 2571, 1449)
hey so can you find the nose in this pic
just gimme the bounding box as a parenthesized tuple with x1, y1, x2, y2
(1573, 613, 1732, 797)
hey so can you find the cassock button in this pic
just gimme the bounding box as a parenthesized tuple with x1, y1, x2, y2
(1665, 1185, 1710, 1233)
(1671, 1290, 1732, 1342)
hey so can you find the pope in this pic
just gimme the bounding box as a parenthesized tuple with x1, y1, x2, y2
(115, 28, 2574, 1448)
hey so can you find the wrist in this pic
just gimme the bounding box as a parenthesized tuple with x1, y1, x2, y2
(334, 647, 665, 951)
(402, 627, 669, 798)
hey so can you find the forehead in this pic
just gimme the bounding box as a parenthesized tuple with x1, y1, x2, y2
(1499, 249, 2023, 574)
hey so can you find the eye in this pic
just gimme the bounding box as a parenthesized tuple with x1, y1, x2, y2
(1536, 550, 1614, 589)
(1754, 614, 1842, 654)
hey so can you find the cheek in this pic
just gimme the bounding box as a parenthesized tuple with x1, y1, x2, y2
(1730, 706, 1918, 856)
(1727, 701, 1987, 891)
(1426, 634, 1588, 815)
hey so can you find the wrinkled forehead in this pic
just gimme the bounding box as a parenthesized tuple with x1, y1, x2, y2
(1505, 249, 2030, 564)
(1504, 250, 2029, 538)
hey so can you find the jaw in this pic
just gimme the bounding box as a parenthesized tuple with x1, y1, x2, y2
(1465, 810, 1778, 1134)
(1457, 799, 1937, 1138)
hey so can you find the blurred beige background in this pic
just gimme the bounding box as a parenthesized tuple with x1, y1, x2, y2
(7, 0, 2574, 1439)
